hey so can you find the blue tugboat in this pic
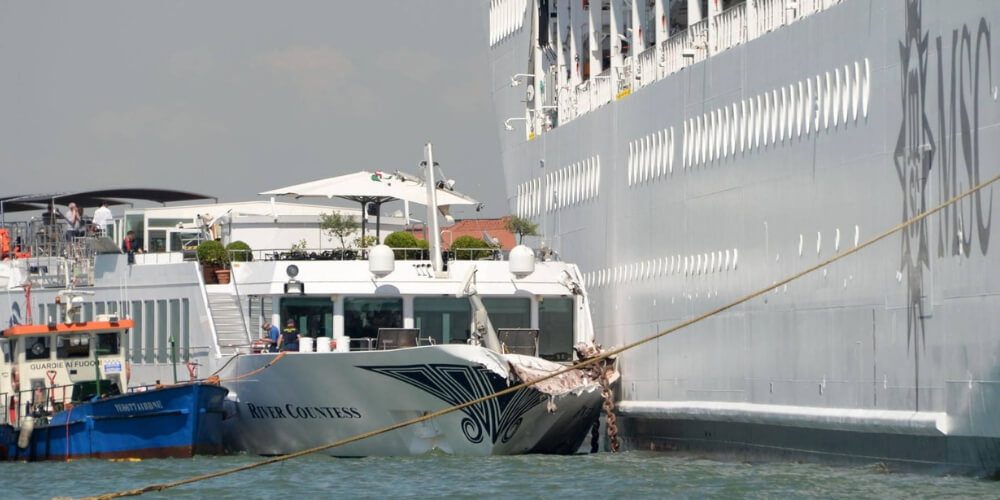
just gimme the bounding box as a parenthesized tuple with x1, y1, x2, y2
(0, 291, 228, 460)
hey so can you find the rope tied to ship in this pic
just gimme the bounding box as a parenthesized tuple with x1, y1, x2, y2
(88, 170, 1000, 499)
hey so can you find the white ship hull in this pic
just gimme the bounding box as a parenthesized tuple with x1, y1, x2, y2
(490, 0, 1000, 473)
(220, 345, 603, 456)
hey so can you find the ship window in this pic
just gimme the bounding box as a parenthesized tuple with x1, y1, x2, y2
(156, 300, 168, 363)
(414, 297, 472, 344)
(482, 298, 530, 329)
(168, 299, 180, 359)
(56, 334, 91, 359)
(97, 332, 120, 355)
(131, 300, 143, 363)
(538, 297, 574, 362)
(25, 337, 51, 360)
(344, 297, 402, 339)
(144, 301, 155, 363)
(1, 340, 10, 364)
(280, 297, 333, 339)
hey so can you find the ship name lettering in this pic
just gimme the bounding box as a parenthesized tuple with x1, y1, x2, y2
(113, 400, 164, 413)
(29, 359, 97, 370)
(246, 403, 362, 420)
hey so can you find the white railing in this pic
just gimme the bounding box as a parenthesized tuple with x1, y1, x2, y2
(550, 0, 845, 128)
(713, 2, 746, 53)
(636, 49, 658, 89)
(575, 81, 592, 115)
(593, 70, 614, 107)
(753, 0, 787, 37)
(687, 19, 710, 65)
(662, 32, 687, 76)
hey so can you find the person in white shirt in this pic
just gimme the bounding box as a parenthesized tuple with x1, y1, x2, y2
(92, 202, 113, 235)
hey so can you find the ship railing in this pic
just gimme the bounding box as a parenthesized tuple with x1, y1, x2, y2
(635, 48, 658, 89)
(713, 1, 747, 53)
(661, 30, 688, 75)
(4, 381, 117, 427)
(751, 0, 787, 37)
(132, 252, 187, 265)
(557, 84, 576, 123)
(128, 345, 213, 365)
(573, 80, 591, 115)
(593, 69, 614, 107)
(237, 246, 509, 263)
(686, 18, 710, 65)
(547, 0, 845, 129)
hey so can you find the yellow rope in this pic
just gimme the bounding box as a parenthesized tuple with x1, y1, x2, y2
(216, 352, 287, 383)
(87, 171, 1000, 499)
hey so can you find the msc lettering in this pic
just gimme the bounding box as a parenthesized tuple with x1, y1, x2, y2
(246, 403, 362, 420)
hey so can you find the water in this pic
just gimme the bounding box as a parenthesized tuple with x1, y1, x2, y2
(5, 452, 997, 499)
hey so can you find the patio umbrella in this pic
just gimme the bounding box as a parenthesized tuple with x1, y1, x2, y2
(260, 170, 478, 241)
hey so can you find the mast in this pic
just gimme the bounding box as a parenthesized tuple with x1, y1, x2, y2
(424, 143, 444, 274)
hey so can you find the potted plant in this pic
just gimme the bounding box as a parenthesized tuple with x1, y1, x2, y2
(226, 240, 252, 262)
(196, 240, 228, 284)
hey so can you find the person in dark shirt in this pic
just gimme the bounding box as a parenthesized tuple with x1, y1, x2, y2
(122, 230, 144, 264)
(278, 319, 300, 352)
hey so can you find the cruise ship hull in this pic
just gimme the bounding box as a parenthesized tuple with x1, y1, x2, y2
(491, 0, 1000, 474)
(220, 344, 604, 456)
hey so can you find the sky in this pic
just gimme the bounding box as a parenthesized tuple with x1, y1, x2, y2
(0, 0, 505, 218)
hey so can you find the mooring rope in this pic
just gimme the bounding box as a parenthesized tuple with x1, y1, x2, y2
(87, 171, 1000, 499)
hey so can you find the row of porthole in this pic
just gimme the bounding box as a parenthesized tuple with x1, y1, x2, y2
(545, 155, 600, 211)
(682, 58, 871, 168)
(628, 127, 676, 186)
(489, 0, 527, 46)
(797, 225, 861, 257)
(515, 155, 601, 217)
(584, 248, 739, 289)
(515, 177, 544, 218)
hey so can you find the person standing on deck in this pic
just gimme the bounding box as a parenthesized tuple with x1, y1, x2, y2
(92, 202, 113, 235)
(278, 319, 300, 352)
(261, 321, 280, 353)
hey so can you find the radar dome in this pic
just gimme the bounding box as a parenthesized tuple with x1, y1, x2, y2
(369, 244, 395, 277)
(509, 245, 535, 277)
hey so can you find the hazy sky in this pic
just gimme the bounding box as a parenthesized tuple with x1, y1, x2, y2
(0, 0, 505, 217)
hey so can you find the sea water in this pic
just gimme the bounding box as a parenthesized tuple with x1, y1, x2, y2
(4, 452, 997, 499)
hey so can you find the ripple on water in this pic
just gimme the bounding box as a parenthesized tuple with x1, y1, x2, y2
(4, 451, 997, 499)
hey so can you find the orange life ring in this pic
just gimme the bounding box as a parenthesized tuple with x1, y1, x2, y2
(125, 361, 132, 384)
(329, 339, 337, 351)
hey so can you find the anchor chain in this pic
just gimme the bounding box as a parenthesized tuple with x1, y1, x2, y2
(598, 363, 620, 453)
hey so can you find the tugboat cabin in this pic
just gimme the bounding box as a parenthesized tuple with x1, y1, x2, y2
(0, 312, 132, 426)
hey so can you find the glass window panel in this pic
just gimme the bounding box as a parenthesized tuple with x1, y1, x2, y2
(97, 332, 120, 355)
(131, 300, 143, 363)
(25, 337, 51, 360)
(148, 218, 191, 228)
(124, 213, 144, 235)
(156, 300, 168, 363)
(148, 230, 167, 253)
(414, 297, 471, 344)
(82, 303, 93, 322)
(144, 301, 155, 363)
(482, 298, 531, 329)
(181, 299, 190, 361)
(279, 297, 334, 339)
(169, 300, 180, 362)
(56, 334, 91, 359)
(343, 297, 402, 339)
(538, 297, 574, 362)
